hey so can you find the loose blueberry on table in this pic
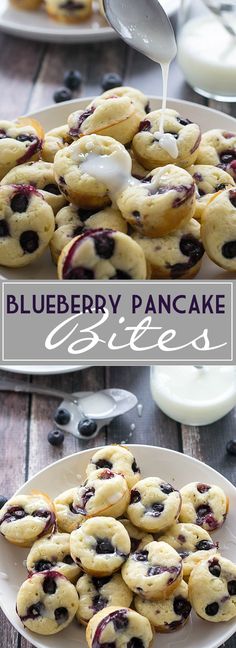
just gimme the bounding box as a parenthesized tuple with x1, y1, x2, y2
(64, 70, 82, 91)
(53, 88, 72, 104)
(101, 73, 123, 91)
(47, 429, 65, 446)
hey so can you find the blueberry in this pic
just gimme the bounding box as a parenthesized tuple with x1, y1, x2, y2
(20, 230, 39, 254)
(78, 418, 97, 437)
(101, 72, 123, 91)
(180, 235, 204, 262)
(132, 459, 140, 474)
(177, 117, 192, 126)
(63, 554, 74, 564)
(54, 408, 71, 425)
(228, 580, 236, 596)
(209, 561, 221, 577)
(35, 560, 53, 572)
(0, 220, 9, 237)
(173, 596, 191, 618)
(26, 602, 44, 619)
(43, 576, 57, 595)
(205, 602, 219, 616)
(94, 233, 115, 259)
(95, 459, 112, 470)
(196, 540, 214, 551)
(160, 483, 174, 495)
(47, 429, 65, 447)
(113, 612, 128, 631)
(64, 70, 82, 91)
(92, 594, 108, 612)
(133, 550, 148, 562)
(43, 183, 61, 195)
(130, 489, 141, 504)
(127, 639, 144, 648)
(65, 267, 94, 280)
(92, 576, 111, 589)
(53, 88, 72, 104)
(229, 190, 236, 208)
(197, 483, 210, 494)
(0, 495, 8, 509)
(16, 134, 34, 143)
(96, 538, 114, 554)
(226, 439, 236, 456)
(54, 607, 69, 624)
(139, 119, 151, 132)
(11, 193, 29, 213)
(149, 502, 164, 516)
(222, 241, 236, 259)
(196, 504, 212, 522)
(113, 270, 131, 279)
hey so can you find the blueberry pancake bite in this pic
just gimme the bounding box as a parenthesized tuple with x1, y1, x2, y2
(50, 204, 127, 264)
(98, 87, 150, 118)
(42, 124, 73, 163)
(45, 0, 92, 22)
(26, 532, 81, 582)
(132, 218, 204, 279)
(86, 445, 141, 489)
(134, 579, 191, 632)
(189, 555, 236, 622)
(179, 482, 229, 531)
(0, 184, 55, 268)
(196, 129, 236, 182)
(122, 541, 183, 600)
(132, 109, 201, 170)
(54, 487, 83, 533)
(120, 520, 154, 553)
(70, 517, 131, 576)
(127, 477, 182, 533)
(68, 95, 140, 145)
(54, 134, 132, 208)
(128, 148, 148, 180)
(58, 229, 147, 281)
(1, 161, 66, 215)
(117, 165, 196, 238)
(10, 0, 42, 7)
(72, 469, 130, 520)
(159, 523, 219, 578)
(86, 606, 153, 648)
(76, 573, 133, 624)
(0, 493, 56, 547)
(201, 189, 236, 271)
(187, 164, 235, 221)
(0, 117, 43, 180)
(16, 571, 79, 635)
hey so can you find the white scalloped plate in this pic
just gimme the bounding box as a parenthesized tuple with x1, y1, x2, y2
(0, 0, 180, 43)
(0, 96, 236, 281)
(0, 445, 236, 648)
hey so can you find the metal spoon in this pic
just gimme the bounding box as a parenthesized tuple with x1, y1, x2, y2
(102, 0, 177, 63)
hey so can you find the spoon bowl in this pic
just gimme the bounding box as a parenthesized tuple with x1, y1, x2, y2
(102, 0, 177, 63)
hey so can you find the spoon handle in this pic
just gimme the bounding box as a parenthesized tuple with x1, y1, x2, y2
(0, 379, 78, 404)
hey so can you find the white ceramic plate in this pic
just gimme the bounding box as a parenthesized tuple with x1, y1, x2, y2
(0, 0, 180, 43)
(0, 444, 236, 648)
(0, 96, 236, 281)
(0, 364, 90, 374)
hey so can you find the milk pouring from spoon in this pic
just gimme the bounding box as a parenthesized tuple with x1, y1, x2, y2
(103, 0, 177, 150)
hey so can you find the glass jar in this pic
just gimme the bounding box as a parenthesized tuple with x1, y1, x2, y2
(177, 0, 236, 101)
(150, 365, 236, 426)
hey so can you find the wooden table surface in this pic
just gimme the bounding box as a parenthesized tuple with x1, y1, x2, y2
(0, 11, 236, 648)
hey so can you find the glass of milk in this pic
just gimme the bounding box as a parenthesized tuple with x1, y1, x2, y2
(150, 366, 236, 425)
(177, 0, 236, 101)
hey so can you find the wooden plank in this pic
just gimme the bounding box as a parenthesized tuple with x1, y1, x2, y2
(0, 34, 45, 119)
(105, 366, 180, 450)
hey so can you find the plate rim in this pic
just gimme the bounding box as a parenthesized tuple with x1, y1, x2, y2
(1, 444, 236, 648)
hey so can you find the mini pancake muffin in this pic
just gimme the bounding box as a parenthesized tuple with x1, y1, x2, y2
(41, 124, 73, 163)
(127, 477, 181, 533)
(122, 541, 183, 600)
(44, 0, 92, 22)
(72, 468, 130, 520)
(0, 492, 56, 547)
(117, 165, 196, 238)
(196, 129, 236, 182)
(1, 160, 66, 215)
(159, 523, 219, 578)
(58, 229, 147, 281)
(0, 117, 43, 180)
(0, 184, 55, 268)
(86, 606, 153, 648)
(98, 87, 150, 118)
(76, 573, 133, 624)
(132, 218, 204, 279)
(68, 95, 141, 145)
(50, 204, 127, 264)
(187, 164, 235, 221)
(54, 487, 83, 533)
(70, 517, 131, 576)
(26, 532, 81, 582)
(54, 134, 132, 208)
(86, 445, 141, 489)
(10, 0, 42, 9)
(119, 520, 154, 553)
(134, 579, 191, 632)
(189, 555, 236, 622)
(201, 188, 236, 271)
(16, 571, 79, 635)
(179, 481, 229, 531)
(132, 109, 201, 170)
